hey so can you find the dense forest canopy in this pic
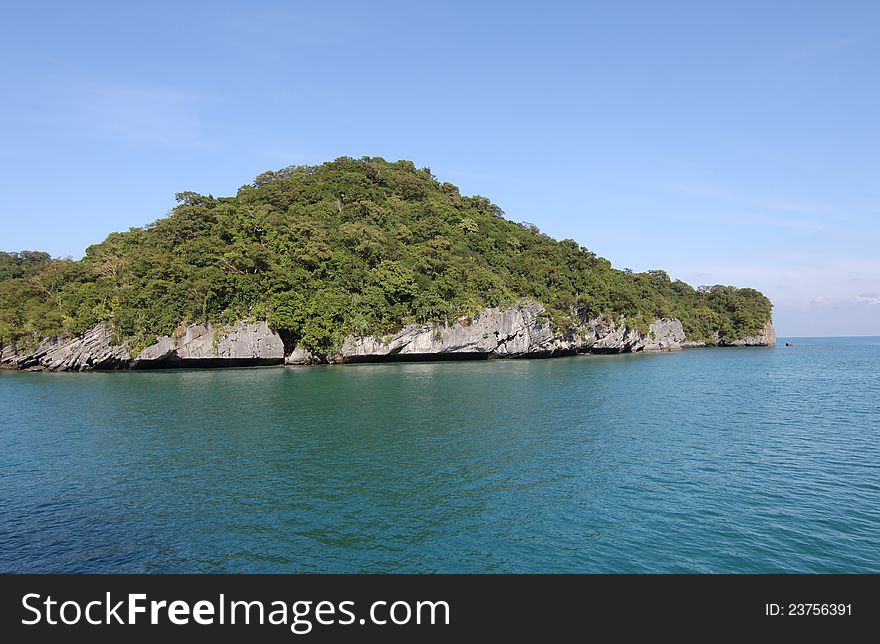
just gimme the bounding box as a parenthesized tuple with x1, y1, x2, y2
(0, 157, 771, 354)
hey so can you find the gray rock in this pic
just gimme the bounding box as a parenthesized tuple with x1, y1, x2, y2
(0, 304, 775, 371)
(285, 345, 318, 365)
(0, 325, 130, 371)
(134, 321, 285, 366)
(0, 321, 286, 371)
(725, 321, 777, 347)
(338, 302, 557, 360)
(679, 322, 777, 348)
(334, 302, 689, 362)
(637, 318, 687, 352)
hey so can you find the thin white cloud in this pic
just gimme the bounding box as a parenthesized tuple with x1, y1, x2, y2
(856, 293, 880, 305)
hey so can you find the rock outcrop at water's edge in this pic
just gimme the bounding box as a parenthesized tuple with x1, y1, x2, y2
(0, 321, 285, 371)
(0, 324, 131, 371)
(1, 302, 775, 371)
(133, 321, 285, 368)
(333, 301, 688, 362)
(725, 320, 776, 347)
(680, 319, 777, 349)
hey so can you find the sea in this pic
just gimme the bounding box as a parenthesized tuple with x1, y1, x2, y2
(1, 337, 878, 573)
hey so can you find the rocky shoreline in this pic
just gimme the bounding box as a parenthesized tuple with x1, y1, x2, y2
(0, 301, 775, 372)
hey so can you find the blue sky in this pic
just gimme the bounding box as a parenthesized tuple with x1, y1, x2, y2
(1, 1, 877, 336)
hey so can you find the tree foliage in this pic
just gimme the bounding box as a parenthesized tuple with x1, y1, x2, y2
(0, 157, 772, 353)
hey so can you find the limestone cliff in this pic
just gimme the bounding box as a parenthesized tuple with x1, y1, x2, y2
(328, 302, 689, 363)
(133, 321, 285, 367)
(0, 321, 284, 371)
(1, 302, 775, 371)
(680, 320, 777, 349)
(0, 325, 130, 371)
(724, 320, 776, 347)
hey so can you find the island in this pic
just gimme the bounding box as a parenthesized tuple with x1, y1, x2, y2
(0, 157, 774, 371)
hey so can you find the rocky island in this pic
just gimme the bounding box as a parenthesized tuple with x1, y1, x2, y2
(0, 158, 774, 371)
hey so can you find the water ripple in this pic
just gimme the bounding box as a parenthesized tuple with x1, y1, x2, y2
(1, 337, 878, 572)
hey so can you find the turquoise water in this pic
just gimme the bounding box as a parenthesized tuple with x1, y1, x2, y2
(1, 337, 878, 573)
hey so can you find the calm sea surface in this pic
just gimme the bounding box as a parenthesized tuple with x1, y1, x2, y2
(1, 337, 878, 573)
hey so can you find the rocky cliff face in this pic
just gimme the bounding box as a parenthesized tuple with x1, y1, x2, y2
(680, 319, 777, 349)
(1, 321, 284, 371)
(1, 302, 774, 371)
(0, 324, 131, 371)
(336, 302, 560, 361)
(330, 302, 690, 362)
(724, 320, 776, 347)
(133, 321, 285, 367)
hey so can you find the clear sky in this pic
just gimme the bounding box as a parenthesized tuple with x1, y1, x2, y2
(1, 1, 877, 336)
